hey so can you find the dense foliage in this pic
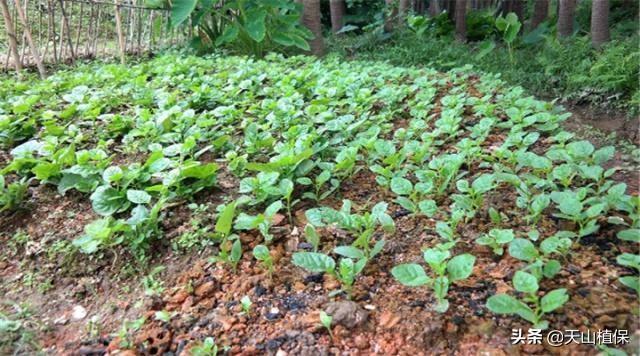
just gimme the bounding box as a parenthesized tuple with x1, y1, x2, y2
(1, 54, 638, 324)
(331, 1, 639, 111)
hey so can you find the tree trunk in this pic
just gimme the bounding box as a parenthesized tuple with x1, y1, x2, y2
(454, 0, 466, 41)
(301, 0, 325, 56)
(428, 0, 441, 17)
(399, 0, 411, 21)
(510, 0, 524, 21)
(558, 0, 576, 39)
(14, 0, 45, 77)
(446, 0, 455, 21)
(0, 0, 22, 72)
(329, 0, 345, 33)
(530, 0, 549, 30)
(591, 0, 610, 48)
(384, 0, 396, 32)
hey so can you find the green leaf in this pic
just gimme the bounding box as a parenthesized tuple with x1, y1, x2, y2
(566, 140, 594, 159)
(215, 201, 237, 236)
(508, 238, 539, 262)
(392, 263, 429, 286)
(486, 294, 536, 323)
(619, 276, 640, 294)
(513, 271, 539, 294)
(170, 0, 197, 27)
(333, 246, 365, 259)
(90, 186, 127, 216)
(244, 9, 267, 42)
(617, 253, 640, 271)
(396, 196, 417, 212)
(252, 244, 270, 261)
(103, 166, 123, 183)
(543, 260, 562, 279)
(390, 177, 413, 195)
(540, 288, 569, 313)
(446, 254, 475, 281)
(418, 200, 437, 216)
(292, 252, 335, 273)
(618, 229, 640, 243)
(289, 33, 311, 51)
(423, 248, 450, 266)
(491, 229, 515, 244)
(231, 238, 242, 263)
(126, 189, 151, 204)
(216, 24, 240, 46)
(304, 224, 320, 251)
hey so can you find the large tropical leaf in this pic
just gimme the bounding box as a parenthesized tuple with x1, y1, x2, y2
(170, 0, 198, 27)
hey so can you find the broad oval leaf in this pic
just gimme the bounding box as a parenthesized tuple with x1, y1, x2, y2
(391, 263, 430, 287)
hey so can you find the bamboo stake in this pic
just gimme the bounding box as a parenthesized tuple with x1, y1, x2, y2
(0, 0, 22, 72)
(93, 5, 101, 56)
(14, 0, 46, 77)
(113, 0, 125, 63)
(136, 6, 142, 54)
(75, 1, 84, 56)
(58, 0, 74, 61)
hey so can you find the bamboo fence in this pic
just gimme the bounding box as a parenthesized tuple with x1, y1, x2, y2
(0, 0, 189, 77)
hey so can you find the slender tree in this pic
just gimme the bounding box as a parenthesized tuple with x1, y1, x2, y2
(0, 0, 22, 73)
(455, 0, 466, 41)
(558, 0, 577, 38)
(399, 0, 411, 21)
(531, 0, 549, 30)
(591, 0, 610, 48)
(428, 0, 441, 17)
(384, 0, 397, 32)
(302, 0, 325, 56)
(329, 0, 345, 33)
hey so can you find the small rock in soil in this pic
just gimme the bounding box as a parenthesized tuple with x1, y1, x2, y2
(266, 307, 281, 320)
(325, 301, 368, 329)
(304, 273, 324, 284)
(72, 305, 87, 321)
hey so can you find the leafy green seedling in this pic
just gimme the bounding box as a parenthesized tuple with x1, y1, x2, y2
(252, 244, 274, 276)
(304, 224, 321, 252)
(488, 207, 507, 225)
(616, 246, 639, 295)
(392, 250, 475, 312)
(0, 175, 28, 213)
(305, 200, 394, 258)
(495, 12, 522, 64)
(154, 310, 176, 323)
(476, 228, 514, 255)
(390, 175, 437, 217)
(319, 311, 333, 339)
(292, 251, 367, 297)
(234, 200, 283, 242)
(509, 236, 569, 281)
(487, 271, 569, 329)
(297, 169, 339, 202)
(550, 188, 607, 238)
(190, 337, 219, 356)
(434, 210, 464, 243)
(239, 171, 282, 205)
(240, 296, 252, 315)
(279, 178, 299, 224)
(452, 173, 495, 217)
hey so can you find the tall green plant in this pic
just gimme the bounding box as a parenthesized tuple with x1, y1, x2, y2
(166, 0, 314, 56)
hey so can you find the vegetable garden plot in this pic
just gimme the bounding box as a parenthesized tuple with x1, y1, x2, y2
(0, 54, 638, 354)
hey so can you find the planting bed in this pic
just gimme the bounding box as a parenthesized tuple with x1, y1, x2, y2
(0, 54, 638, 355)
